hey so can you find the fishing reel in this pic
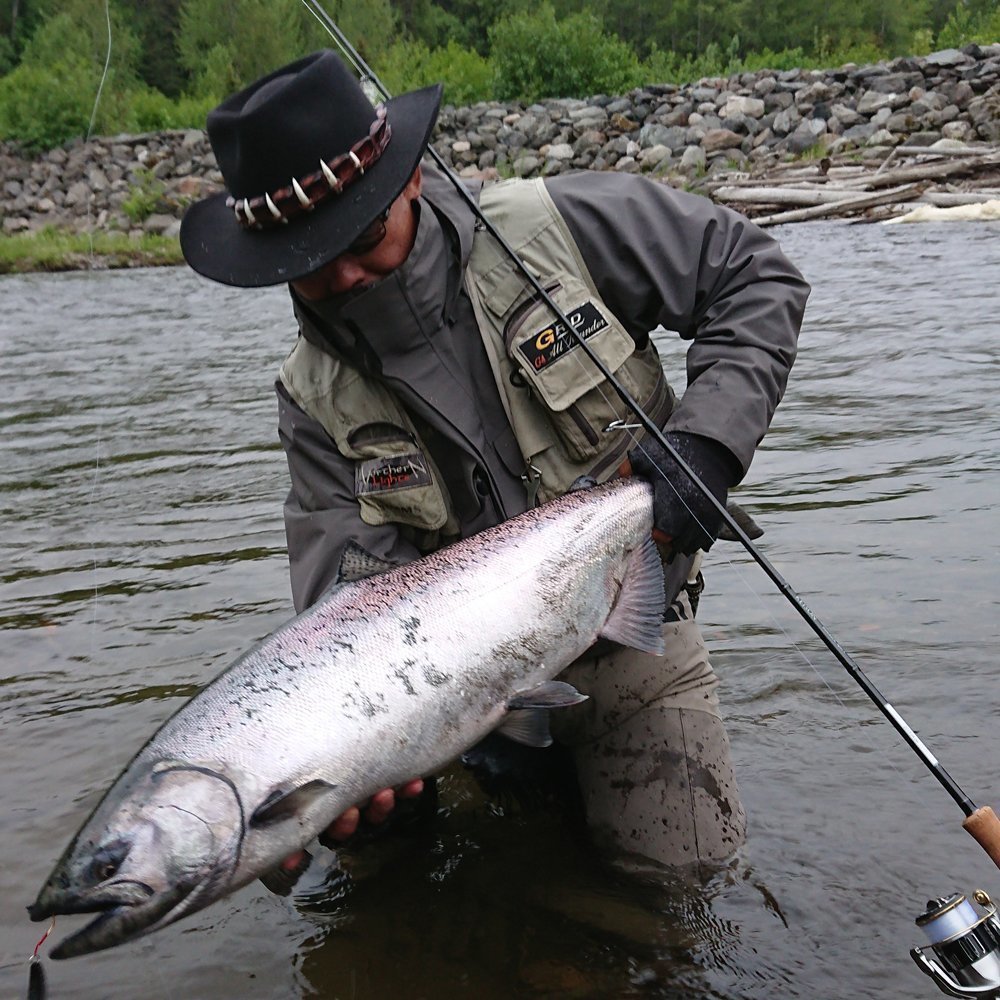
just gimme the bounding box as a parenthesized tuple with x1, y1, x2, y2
(912, 890, 1000, 997)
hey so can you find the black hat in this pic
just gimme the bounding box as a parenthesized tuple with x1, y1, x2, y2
(180, 50, 442, 288)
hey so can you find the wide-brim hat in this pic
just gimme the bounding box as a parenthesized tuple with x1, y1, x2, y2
(180, 50, 442, 288)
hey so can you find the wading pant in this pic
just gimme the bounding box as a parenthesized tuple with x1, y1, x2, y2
(552, 556, 746, 875)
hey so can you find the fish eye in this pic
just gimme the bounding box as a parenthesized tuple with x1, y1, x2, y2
(88, 838, 130, 884)
(89, 857, 120, 883)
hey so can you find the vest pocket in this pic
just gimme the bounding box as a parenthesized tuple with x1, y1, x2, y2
(343, 422, 452, 534)
(503, 277, 639, 462)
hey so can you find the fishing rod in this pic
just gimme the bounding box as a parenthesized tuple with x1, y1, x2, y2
(302, 7, 1000, 993)
(304, 0, 996, 836)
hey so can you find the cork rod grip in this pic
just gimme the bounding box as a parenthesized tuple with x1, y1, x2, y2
(964, 806, 1000, 870)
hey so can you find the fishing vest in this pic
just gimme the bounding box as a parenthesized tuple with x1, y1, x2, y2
(279, 178, 674, 546)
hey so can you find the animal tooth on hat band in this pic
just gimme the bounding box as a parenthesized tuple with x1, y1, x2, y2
(292, 178, 311, 208)
(265, 193, 283, 221)
(226, 106, 390, 231)
(320, 159, 341, 192)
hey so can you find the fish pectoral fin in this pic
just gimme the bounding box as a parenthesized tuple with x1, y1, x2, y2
(259, 849, 313, 897)
(499, 683, 588, 747)
(497, 708, 553, 747)
(336, 540, 398, 583)
(508, 680, 587, 710)
(598, 535, 666, 655)
(250, 779, 338, 827)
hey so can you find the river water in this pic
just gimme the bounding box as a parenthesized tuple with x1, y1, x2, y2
(1, 219, 998, 1000)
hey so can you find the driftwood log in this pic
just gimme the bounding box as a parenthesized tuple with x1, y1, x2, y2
(713, 186, 998, 207)
(706, 144, 1000, 224)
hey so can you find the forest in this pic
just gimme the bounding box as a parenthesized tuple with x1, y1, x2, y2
(0, 0, 998, 151)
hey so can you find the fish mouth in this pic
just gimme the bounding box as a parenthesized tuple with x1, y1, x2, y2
(28, 881, 192, 960)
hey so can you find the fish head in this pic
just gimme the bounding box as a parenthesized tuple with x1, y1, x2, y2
(28, 760, 246, 958)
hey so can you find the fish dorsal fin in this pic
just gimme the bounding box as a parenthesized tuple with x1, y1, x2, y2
(598, 535, 666, 655)
(250, 779, 337, 827)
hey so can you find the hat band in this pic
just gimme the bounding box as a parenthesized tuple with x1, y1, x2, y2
(226, 106, 392, 230)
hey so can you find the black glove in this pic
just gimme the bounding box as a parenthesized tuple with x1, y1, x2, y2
(628, 432, 739, 556)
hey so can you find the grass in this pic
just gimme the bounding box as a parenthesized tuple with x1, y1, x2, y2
(791, 142, 830, 162)
(0, 227, 183, 274)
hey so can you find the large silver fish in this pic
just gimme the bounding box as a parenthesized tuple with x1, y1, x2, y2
(28, 478, 665, 958)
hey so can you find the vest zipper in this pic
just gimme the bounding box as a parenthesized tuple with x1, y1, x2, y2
(522, 461, 542, 507)
(567, 403, 601, 446)
(587, 367, 675, 482)
(503, 282, 563, 350)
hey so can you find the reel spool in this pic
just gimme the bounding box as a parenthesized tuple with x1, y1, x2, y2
(912, 891, 1000, 997)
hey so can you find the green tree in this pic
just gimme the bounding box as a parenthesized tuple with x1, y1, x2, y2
(382, 37, 491, 104)
(727, 0, 931, 62)
(414, 0, 527, 53)
(0, 58, 96, 149)
(177, 0, 304, 96)
(589, 0, 666, 59)
(938, 0, 1000, 45)
(392, 0, 462, 49)
(119, 0, 186, 96)
(490, 3, 642, 101)
(861, 0, 933, 51)
(647, 0, 744, 56)
(0, 0, 44, 61)
(297, 0, 399, 72)
(734, 0, 833, 54)
(20, 0, 141, 83)
(0, 1, 141, 148)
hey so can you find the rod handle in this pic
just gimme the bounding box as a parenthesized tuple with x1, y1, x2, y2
(964, 806, 1000, 870)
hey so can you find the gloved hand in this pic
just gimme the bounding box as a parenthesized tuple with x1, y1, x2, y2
(628, 432, 740, 556)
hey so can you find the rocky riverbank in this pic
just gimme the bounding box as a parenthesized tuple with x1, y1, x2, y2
(1, 43, 998, 241)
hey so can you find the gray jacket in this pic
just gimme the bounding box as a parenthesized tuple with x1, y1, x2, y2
(277, 165, 809, 612)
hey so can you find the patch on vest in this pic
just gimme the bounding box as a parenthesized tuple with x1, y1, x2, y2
(518, 302, 609, 372)
(355, 453, 432, 496)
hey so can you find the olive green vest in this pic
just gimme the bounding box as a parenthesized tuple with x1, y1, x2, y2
(279, 178, 673, 539)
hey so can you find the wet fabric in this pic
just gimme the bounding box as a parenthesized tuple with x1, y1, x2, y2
(274, 165, 806, 872)
(552, 579, 747, 874)
(277, 166, 808, 613)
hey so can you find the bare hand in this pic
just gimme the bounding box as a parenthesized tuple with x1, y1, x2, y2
(278, 778, 425, 872)
(323, 778, 425, 841)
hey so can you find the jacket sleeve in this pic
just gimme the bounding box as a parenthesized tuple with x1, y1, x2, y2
(277, 380, 422, 612)
(546, 172, 809, 478)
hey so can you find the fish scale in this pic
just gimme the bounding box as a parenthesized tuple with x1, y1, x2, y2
(29, 477, 664, 959)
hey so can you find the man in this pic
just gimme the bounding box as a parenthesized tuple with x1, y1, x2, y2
(181, 50, 809, 875)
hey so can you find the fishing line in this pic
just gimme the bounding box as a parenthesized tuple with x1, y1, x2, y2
(84, 0, 114, 259)
(86, 421, 105, 668)
(534, 341, 920, 793)
(53, 5, 109, 688)
(29, 919, 54, 962)
(26, 12, 114, 996)
(86, 0, 113, 143)
(25, 918, 53, 999)
(77, 0, 114, 676)
(301, 0, 1000, 871)
(292, 0, 916, 815)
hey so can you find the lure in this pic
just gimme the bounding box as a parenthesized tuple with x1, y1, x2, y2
(27, 918, 54, 1000)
